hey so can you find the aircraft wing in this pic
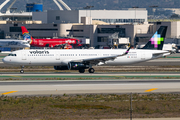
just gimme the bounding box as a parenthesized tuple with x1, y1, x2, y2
(71, 46, 131, 65)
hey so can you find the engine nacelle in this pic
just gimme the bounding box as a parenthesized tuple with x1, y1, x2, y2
(54, 66, 69, 70)
(68, 62, 89, 70)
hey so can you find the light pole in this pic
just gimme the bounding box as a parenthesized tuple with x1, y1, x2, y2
(83, 6, 94, 47)
(83, 6, 88, 19)
(10, 8, 17, 21)
(132, 6, 139, 23)
(149, 6, 158, 21)
(130, 93, 133, 120)
(83, 5, 94, 24)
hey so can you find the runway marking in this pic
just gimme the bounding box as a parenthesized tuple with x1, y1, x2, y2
(145, 88, 158, 92)
(1, 91, 18, 95)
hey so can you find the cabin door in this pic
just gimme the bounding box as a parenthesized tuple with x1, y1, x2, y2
(56, 52, 60, 60)
(22, 51, 26, 60)
(141, 53, 146, 60)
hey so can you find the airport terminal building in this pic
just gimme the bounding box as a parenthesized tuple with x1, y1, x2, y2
(32, 9, 147, 24)
(0, 9, 149, 48)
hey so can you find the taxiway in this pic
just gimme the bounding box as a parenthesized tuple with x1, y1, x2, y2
(1, 79, 180, 96)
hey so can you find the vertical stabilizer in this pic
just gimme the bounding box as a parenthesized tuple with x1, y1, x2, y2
(142, 26, 167, 50)
(21, 26, 33, 44)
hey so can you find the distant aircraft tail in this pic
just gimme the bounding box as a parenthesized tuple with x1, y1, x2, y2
(21, 26, 33, 44)
(142, 26, 167, 50)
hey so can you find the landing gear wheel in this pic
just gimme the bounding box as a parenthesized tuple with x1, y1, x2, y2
(20, 70, 24, 73)
(79, 68, 85, 73)
(88, 68, 95, 73)
(20, 66, 24, 74)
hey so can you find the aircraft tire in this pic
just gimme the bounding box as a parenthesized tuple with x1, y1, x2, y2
(88, 68, 95, 73)
(20, 70, 24, 73)
(79, 68, 85, 73)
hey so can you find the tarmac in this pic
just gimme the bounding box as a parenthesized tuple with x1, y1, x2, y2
(1, 79, 180, 96)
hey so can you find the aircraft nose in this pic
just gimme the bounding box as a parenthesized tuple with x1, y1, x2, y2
(2, 57, 6, 63)
(2, 57, 9, 64)
(26, 44, 30, 47)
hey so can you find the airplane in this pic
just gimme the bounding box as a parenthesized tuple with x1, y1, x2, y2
(3, 26, 171, 73)
(0, 39, 30, 49)
(21, 26, 82, 49)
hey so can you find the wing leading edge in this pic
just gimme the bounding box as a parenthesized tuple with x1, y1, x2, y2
(71, 46, 132, 65)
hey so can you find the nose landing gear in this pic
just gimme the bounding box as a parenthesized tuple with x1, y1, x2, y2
(20, 66, 24, 73)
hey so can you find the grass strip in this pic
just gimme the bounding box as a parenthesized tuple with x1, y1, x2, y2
(1, 75, 180, 80)
(0, 93, 180, 120)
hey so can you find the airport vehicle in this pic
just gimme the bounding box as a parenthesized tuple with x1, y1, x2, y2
(21, 26, 81, 49)
(3, 26, 170, 73)
(0, 39, 30, 49)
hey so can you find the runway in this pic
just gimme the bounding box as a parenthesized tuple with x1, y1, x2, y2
(1, 79, 180, 96)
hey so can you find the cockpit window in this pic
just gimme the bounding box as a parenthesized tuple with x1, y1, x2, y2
(76, 40, 79, 44)
(8, 54, 16, 56)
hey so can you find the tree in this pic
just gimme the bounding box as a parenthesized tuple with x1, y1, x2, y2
(170, 14, 180, 19)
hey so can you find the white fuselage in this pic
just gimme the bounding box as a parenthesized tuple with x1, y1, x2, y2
(2, 49, 170, 66)
(0, 39, 30, 48)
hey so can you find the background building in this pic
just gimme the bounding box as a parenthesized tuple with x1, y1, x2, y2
(33, 9, 147, 24)
(0, 0, 179, 49)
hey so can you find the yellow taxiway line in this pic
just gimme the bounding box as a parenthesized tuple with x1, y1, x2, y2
(145, 88, 158, 92)
(1, 91, 18, 95)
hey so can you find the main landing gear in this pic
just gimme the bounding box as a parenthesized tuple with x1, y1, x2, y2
(88, 68, 95, 73)
(78, 68, 95, 73)
(79, 68, 85, 73)
(20, 66, 24, 73)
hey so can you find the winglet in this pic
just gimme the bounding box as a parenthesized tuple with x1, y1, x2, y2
(117, 45, 132, 57)
(124, 45, 132, 55)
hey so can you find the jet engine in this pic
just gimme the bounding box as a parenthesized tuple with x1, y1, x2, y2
(54, 62, 89, 70)
(54, 65, 69, 70)
(68, 62, 89, 70)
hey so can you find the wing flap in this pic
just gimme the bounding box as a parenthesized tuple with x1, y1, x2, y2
(152, 51, 171, 58)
